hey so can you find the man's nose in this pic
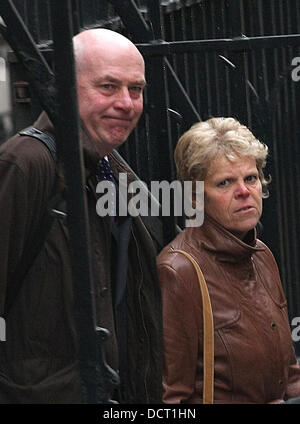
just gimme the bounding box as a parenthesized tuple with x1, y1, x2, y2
(114, 88, 134, 110)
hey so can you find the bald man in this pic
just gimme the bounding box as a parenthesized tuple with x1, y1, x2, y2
(74, 29, 146, 155)
(0, 29, 163, 403)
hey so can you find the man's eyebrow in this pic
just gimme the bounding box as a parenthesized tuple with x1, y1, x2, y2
(95, 75, 146, 86)
(94, 75, 119, 84)
(133, 79, 147, 87)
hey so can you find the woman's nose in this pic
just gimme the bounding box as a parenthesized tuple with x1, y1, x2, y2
(234, 182, 250, 197)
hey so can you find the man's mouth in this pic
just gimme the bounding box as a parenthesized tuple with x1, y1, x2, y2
(104, 116, 131, 123)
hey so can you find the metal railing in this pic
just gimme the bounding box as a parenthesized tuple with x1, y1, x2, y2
(2, 0, 300, 357)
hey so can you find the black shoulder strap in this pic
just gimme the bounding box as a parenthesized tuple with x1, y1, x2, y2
(19, 127, 57, 161)
(4, 127, 59, 317)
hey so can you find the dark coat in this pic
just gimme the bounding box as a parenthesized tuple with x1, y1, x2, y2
(0, 112, 163, 404)
(157, 214, 300, 403)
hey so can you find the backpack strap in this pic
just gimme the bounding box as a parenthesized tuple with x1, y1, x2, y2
(4, 127, 60, 317)
(19, 127, 57, 161)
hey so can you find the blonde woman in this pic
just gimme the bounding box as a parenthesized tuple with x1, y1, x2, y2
(158, 117, 300, 404)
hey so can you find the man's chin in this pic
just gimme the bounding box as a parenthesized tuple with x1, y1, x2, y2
(97, 137, 128, 156)
(110, 129, 131, 144)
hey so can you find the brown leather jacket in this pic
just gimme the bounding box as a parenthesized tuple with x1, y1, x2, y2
(157, 214, 300, 404)
(0, 113, 163, 403)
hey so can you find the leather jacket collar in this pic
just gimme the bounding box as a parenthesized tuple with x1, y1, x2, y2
(184, 213, 265, 263)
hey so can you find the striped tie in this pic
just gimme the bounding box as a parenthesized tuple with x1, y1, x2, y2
(97, 157, 116, 218)
(97, 157, 115, 183)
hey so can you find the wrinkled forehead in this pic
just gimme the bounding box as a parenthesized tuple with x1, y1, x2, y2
(206, 153, 258, 179)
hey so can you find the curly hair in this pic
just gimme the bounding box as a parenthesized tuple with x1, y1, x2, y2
(174, 117, 271, 197)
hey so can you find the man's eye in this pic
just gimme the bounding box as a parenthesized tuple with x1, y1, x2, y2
(101, 84, 114, 90)
(129, 86, 143, 96)
(130, 86, 142, 92)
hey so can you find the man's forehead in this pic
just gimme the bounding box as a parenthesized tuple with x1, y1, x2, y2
(93, 73, 146, 85)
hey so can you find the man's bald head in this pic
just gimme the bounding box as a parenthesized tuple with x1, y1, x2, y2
(73, 28, 144, 75)
(73, 28, 146, 156)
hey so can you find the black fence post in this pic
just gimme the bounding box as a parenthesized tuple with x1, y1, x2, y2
(226, 0, 250, 126)
(49, 0, 118, 403)
(145, 0, 177, 244)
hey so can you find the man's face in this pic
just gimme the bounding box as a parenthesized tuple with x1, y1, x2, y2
(76, 45, 145, 156)
(204, 154, 263, 239)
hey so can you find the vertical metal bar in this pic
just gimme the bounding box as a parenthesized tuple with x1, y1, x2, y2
(81, 0, 95, 27)
(38, 0, 52, 42)
(221, 0, 232, 117)
(169, 10, 177, 73)
(49, 0, 118, 403)
(190, 3, 201, 113)
(138, 1, 166, 186)
(96, 1, 111, 28)
(210, 2, 222, 117)
(49, 0, 97, 403)
(278, 0, 300, 322)
(225, 0, 248, 125)
(172, 8, 184, 94)
(291, 0, 300, 358)
(71, 0, 81, 35)
(240, 3, 252, 127)
(13, 0, 27, 26)
(26, 0, 39, 43)
(273, 1, 292, 289)
(146, 0, 165, 40)
(0, 0, 56, 119)
(145, 0, 176, 243)
(180, 6, 189, 96)
(108, 0, 151, 42)
(267, 1, 287, 285)
(202, 3, 213, 118)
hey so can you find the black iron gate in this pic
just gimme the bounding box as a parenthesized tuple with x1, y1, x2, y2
(1, 0, 300, 357)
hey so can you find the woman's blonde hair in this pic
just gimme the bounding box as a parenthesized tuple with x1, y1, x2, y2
(174, 117, 270, 197)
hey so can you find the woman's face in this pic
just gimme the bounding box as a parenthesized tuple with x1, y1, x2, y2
(204, 154, 263, 239)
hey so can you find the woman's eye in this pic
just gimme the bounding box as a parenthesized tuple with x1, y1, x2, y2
(245, 175, 258, 183)
(217, 180, 229, 187)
